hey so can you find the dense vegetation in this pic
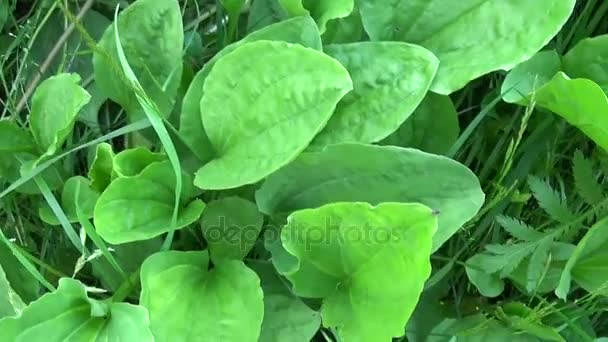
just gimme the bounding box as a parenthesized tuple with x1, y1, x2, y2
(1, 0, 608, 340)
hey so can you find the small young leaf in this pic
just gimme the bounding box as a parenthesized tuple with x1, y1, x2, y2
(29, 73, 91, 156)
(140, 251, 264, 342)
(279, 0, 355, 33)
(194, 41, 352, 189)
(200, 197, 264, 262)
(528, 175, 575, 223)
(0, 278, 154, 341)
(465, 254, 505, 298)
(112, 147, 166, 178)
(496, 215, 544, 242)
(94, 161, 205, 244)
(573, 150, 603, 205)
(277, 202, 437, 341)
(38, 176, 99, 225)
(88, 143, 115, 193)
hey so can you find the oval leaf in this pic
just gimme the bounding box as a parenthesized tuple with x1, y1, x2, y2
(194, 40, 353, 190)
(140, 250, 264, 342)
(277, 202, 437, 341)
(0, 278, 153, 341)
(180, 16, 322, 163)
(563, 34, 608, 93)
(358, 0, 576, 94)
(94, 161, 205, 244)
(501, 50, 562, 104)
(256, 143, 484, 251)
(29, 73, 91, 156)
(311, 42, 439, 148)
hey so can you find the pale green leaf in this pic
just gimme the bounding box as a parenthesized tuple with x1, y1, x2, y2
(112, 147, 166, 179)
(465, 254, 505, 298)
(311, 42, 438, 148)
(140, 251, 264, 342)
(358, 0, 576, 94)
(88, 143, 114, 193)
(256, 143, 484, 251)
(180, 16, 322, 163)
(0, 278, 154, 341)
(194, 41, 352, 189)
(277, 202, 437, 341)
(94, 160, 205, 244)
(29, 73, 91, 156)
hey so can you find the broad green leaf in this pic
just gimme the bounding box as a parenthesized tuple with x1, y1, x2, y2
(501, 50, 562, 104)
(0, 121, 37, 154)
(38, 176, 99, 225)
(88, 143, 114, 193)
(249, 261, 321, 342)
(112, 147, 165, 178)
(311, 42, 438, 148)
(277, 202, 437, 341)
(563, 35, 608, 93)
(194, 41, 352, 190)
(533, 72, 608, 151)
(465, 254, 505, 298)
(201, 197, 264, 262)
(380, 93, 459, 155)
(29, 73, 91, 156)
(358, 0, 576, 94)
(0, 264, 25, 319)
(179, 16, 322, 163)
(0, 278, 154, 341)
(256, 143, 484, 251)
(140, 251, 264, 342)
(93, 0, 183, 121)
(94, 160, 205, 244)
(557, 218, 608, 299)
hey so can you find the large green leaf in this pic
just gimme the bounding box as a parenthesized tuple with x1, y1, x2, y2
(380, 92, 459, 155)
(140, 251, 264, 342)
(201, 197, 264, 262)
(276, 202, 437, 341)
(533, 72, 608, 151)
(38, 176, 99, 225)
(0, 264, 25, 319)
(279, 0, 354, 33)
(180, 16, 322, 163)
(563, 35, 608, 93)
(29, 73, 91, 156)
(256, 143, 484, 251)
(194, 41, 352, 190)
(311, 42, 438, 148)
(357, 0, 576, 94)
(501, 50, 562, 104)
(0, 278, 154, 341)
(93, 0, 183, 121)
(557, 218, 608, 299)
(94, 160, 205, 244)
